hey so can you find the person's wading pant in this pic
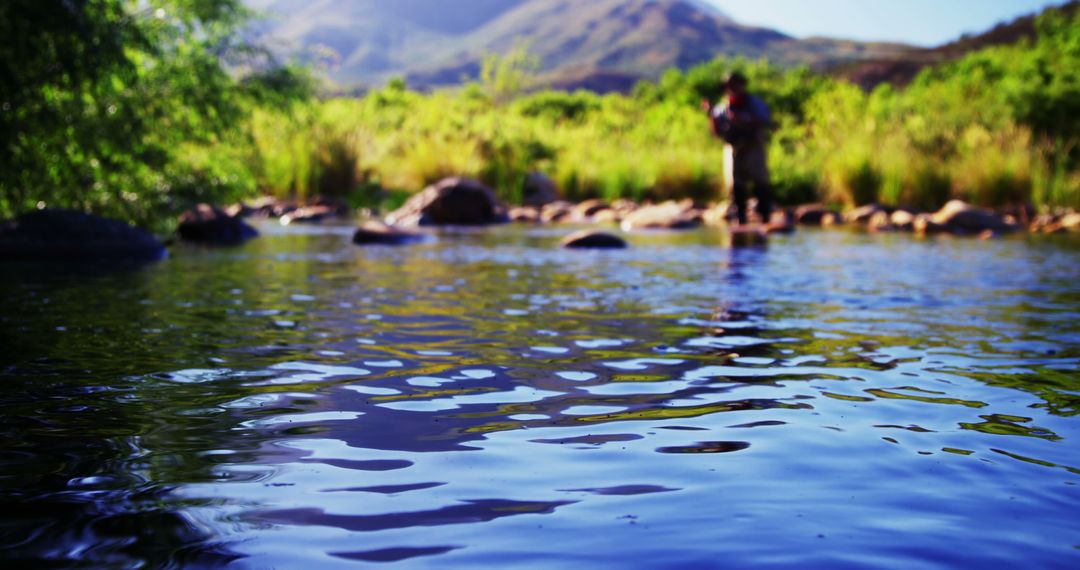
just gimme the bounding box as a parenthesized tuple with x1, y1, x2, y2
(724, 144, 773, 225)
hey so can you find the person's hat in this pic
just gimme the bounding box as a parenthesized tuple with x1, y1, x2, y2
(725, 72, 748, 88)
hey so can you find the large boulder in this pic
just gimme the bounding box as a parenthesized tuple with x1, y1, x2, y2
(178, 204, 258, 245)
(523, 172, 561, 207)
(386, 178, 508, 227)
(352, 221, 427, 246)
(931, 200, 1016, 235)
(560, 230, 628, 249)
(0, 209, 166, 262)
(620, 201, 702, 231)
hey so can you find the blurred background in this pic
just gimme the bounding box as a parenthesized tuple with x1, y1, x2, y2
(2, 0, 1077, 231)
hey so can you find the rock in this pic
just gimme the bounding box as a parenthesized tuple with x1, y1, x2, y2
(592, 209, 621, 224)
(821, 212, 842, 226)
(0, 209, 166, 262)
(178, 204, 258, 245)
(702, 202, 733, 226)
(913, 214, 948, 235)
(540, 201, 575, 224)
(352, 221, 426, 246)
(849, 204, 890, 224)
(890, 210, 917, 231)
(272, 200, 300, 219)
(280, 205, 335, 225)
(1060, 212, 1080, 232)
(559, 230, 628, 249)
(1030, 214, 1060, 233)
(620, 201, 702, 231)
(523, 172, 560, 207)
(386, 177, 507, 227)
(611, 199, 640, 215)
(931, 200, 1016, 235)
(307, 195, 351, 217)
(509, 206, 540, 223)
(795, 204, 837, 226)
(868, 210, 894, 232)
(572, 199, 611, 221)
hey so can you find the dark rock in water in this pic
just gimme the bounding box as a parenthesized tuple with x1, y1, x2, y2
(386, 177, 507, 227)
(0, 209, 166, 262)
(523, 172, 561, 207)
(849, 204, 890, 224)
(178, 204, 258, 245)
(931, 200, 1016, 235)
(914, 214, 948, 235)
(560, 230, 628, 249)
(353, 221, 426, 246)
(795, 204, 839, 226)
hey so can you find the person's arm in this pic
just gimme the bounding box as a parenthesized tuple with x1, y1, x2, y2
(702, 99, 721, 137)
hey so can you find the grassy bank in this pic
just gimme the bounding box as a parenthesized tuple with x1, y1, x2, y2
(3, 4, 1077, 231)
(248, 9, 1079, 215)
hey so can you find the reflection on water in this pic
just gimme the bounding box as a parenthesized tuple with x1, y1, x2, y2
(1, 223, 1079, 567)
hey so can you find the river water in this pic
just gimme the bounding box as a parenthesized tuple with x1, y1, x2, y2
(1, 223, 1078, 568)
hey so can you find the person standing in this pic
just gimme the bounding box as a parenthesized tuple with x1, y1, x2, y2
(702, 72, 774, 226)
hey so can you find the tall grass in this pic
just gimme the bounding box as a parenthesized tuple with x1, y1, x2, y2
(243, 9, 1079, 213)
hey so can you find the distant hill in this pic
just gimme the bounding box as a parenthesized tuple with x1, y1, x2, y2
(247, 0, 912, 91)
(834, 0, 1079, 89)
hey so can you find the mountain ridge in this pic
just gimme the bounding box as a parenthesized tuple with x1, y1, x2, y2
(246, 0, 913, 91)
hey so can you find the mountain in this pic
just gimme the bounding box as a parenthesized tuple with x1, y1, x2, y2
(834, 0, 1079, 89)
(246, 0, 911, 91)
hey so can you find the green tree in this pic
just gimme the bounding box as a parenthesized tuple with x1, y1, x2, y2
(0, 0, 308, 230)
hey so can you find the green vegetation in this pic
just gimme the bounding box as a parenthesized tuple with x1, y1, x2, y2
(0, 0, 311, 231)
(250, 7, 1079, 214)
(2, 2, 1077, 230)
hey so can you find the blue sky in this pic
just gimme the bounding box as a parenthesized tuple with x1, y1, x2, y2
(707, 0, 1069, 46)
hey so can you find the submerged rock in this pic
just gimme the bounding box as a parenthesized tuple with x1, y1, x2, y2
(560, 230, 628, 249)
(0, 209, 166, 262)
(352, 221, 426, 246)
(386, 178, 508, 227)
(178, 204, 258, 245)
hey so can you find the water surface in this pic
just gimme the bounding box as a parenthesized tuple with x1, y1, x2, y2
(1, 224, 1078, 568)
